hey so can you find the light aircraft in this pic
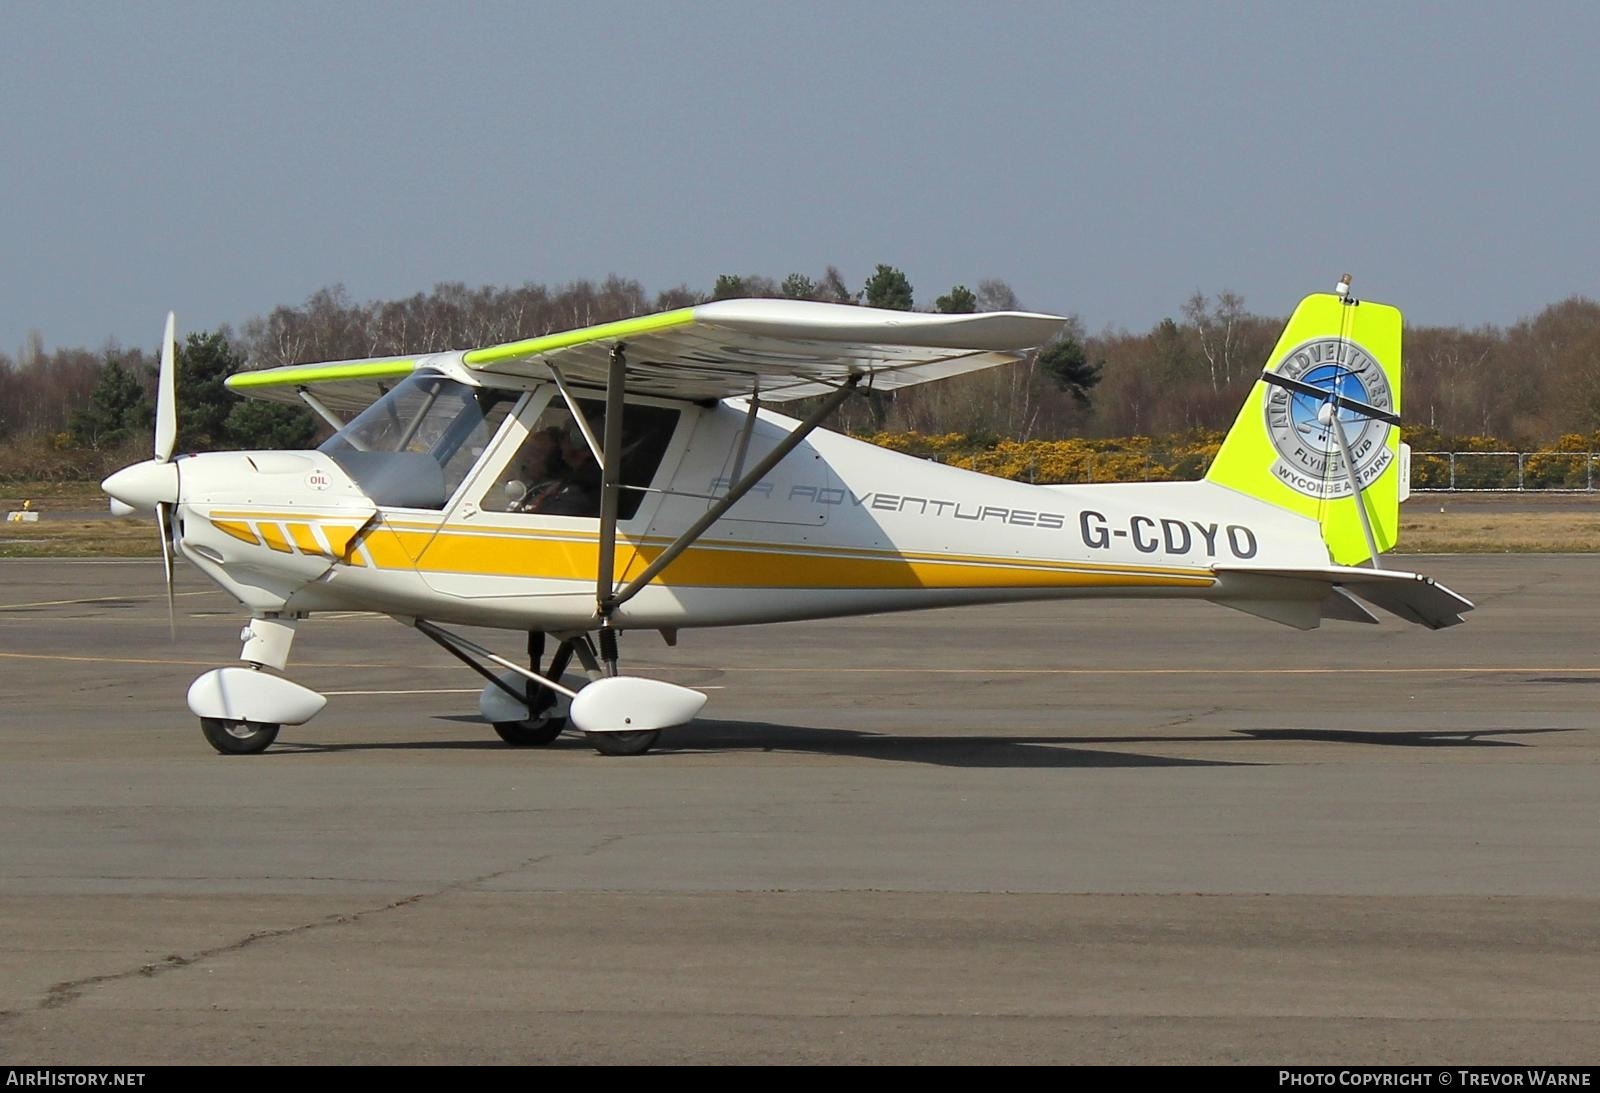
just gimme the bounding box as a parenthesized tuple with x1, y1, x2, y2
(101, 276, 1472, 756)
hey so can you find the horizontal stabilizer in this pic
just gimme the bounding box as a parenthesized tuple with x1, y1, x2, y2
(1323, 586, 1382, 625)
(1211, 565, 1473, 630)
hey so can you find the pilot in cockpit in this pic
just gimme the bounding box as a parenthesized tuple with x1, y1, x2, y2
(535, 425, 603, 516)
(501, 426, 567, 512)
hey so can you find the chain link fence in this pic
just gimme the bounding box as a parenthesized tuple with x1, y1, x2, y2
(907, 441, 1600, 491)
(1412, 451, 1599, 491)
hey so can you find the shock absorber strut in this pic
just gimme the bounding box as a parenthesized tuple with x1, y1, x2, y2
(598, 622, 620, 678)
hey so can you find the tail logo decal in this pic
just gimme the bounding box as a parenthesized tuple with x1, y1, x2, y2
(1263, 337, 1395, 499)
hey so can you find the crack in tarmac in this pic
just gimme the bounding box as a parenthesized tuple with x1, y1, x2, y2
(21, 832, 631, 1016)
(1156, 706, 1223, 730)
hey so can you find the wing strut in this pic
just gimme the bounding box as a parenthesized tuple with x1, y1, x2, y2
(728, 382, 761, 484)
(595, 345, 628, 673)
(605, 375, 861, 614)
(296, 387, 350, 436)
(547, 363, 605, 465)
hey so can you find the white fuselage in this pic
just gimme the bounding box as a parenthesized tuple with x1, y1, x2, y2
(170, 386, 1332, 632)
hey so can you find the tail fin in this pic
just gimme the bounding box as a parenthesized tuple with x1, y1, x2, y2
(1206, 291, 1403, 566)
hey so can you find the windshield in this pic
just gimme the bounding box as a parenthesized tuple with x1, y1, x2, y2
(320, 373, 518, 509)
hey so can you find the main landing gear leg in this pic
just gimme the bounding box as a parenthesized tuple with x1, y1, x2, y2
(492, 631, 570, 747)
(418, 621, 578, 747)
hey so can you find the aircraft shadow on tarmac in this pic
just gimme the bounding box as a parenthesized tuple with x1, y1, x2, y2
(1232, 727, 1575, 747)
(626, 721, 1245, 768)
(268, 719, 1576, 768)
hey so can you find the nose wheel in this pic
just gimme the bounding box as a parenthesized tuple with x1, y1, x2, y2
(200, 717, 280, 755)
(188, 664, 324, 756)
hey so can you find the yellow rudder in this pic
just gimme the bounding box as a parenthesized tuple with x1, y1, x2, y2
(1206, 291, 1403, 565)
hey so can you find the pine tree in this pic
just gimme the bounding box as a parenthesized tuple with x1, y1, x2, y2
(935, 285, 978, 313)
(1037, 336, 1102, 408)
(68, 357, 152, 449)
(862, 264, 914, 311)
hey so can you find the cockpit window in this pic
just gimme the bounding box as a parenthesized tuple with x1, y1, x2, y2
(486, 397, 679, 520)
(320, 374, 517, 509)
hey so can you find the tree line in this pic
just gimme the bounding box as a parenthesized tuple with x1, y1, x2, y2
(3, 266, 1598, 480)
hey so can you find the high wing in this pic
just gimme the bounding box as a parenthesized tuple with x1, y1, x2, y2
(225, 299, 1068, 407)
(461, 299, 1067, 401)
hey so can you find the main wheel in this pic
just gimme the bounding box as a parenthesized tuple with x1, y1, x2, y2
(493, 714, 566, 746)
(586, 730, 660, 757)
(200, 717, 280, 755)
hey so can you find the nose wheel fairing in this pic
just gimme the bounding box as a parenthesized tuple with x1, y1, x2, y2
(187, 666, 327, 725)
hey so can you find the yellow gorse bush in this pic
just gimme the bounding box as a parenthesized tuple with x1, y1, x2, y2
(861, 431, 1225, 484)
(870, 427, 1599, 490)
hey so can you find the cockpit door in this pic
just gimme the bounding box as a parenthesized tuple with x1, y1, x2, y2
(414, 386, 689, 601)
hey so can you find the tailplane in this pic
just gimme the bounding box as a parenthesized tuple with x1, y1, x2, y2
(1206, 282, 1403, 566)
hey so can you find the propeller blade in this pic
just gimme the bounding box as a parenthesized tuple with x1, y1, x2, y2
(156, 501, 176, 640)
(1261, 369, 1401, 426)
(1318, 402, 1384, 570)
(155, 312, 177, 462)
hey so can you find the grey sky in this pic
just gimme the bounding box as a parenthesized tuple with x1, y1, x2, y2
(4, 1, 1596, 356)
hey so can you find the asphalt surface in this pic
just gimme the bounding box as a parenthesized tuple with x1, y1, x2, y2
(0, 555, 1596, 1064)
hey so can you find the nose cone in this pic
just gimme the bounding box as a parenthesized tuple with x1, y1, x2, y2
(102, 459, 179, 512)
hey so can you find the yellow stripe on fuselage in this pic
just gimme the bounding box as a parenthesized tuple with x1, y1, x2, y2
(361, 521, 1211, 591)
(369, 519, 1208, 577)
(286, 523, 323, 554)
(257, 522, 294, 553)
(203, 513, 1215, 591)
(211, 520, 260, 546)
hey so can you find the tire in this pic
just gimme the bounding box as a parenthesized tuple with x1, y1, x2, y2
(586, 729, 660, 757)
(493, 715, 566, 746)
(200, 717, 280, 755)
